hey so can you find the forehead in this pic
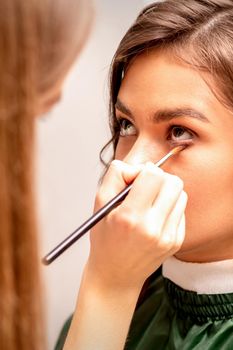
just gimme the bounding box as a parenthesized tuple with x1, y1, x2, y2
(117, 49, 233, 128)
(119, 50, 212, 109)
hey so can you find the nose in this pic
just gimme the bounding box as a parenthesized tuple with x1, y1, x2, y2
(123, 137, 164, 166)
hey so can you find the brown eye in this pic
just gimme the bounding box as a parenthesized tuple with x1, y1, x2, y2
(170, 126, 193, 141)
(118, 118, 137, 137)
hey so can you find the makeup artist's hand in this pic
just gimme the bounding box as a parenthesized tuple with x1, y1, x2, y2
(87, 159, 187, 290)
(64, 160, 187, 350)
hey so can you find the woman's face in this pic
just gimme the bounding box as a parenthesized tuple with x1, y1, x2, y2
(115, 50, 233, 262)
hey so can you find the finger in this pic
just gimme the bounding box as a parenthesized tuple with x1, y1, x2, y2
(121, 162, 165, 212)
(137, 171, 184, 236)
(150, 172, 184, 227)
(160, 191, 187, 250)
(175, 213, 186, 250)
(96, 160, 143, 207)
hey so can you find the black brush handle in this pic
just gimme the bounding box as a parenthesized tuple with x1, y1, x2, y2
(42, 183, 132, 265)
(42, 146, 184, 265)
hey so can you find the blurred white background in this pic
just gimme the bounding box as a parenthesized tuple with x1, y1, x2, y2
(36, 0, 155, 348)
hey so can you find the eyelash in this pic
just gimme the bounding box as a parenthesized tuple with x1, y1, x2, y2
(116, 117, 195, 145)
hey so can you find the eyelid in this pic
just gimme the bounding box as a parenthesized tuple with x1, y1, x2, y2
(167, 124, 197, 137)
(116, 116, 138, 138)
(116, 113, 135, 125)
(167, 124, 196, 147)
(116, 115, 137, 129)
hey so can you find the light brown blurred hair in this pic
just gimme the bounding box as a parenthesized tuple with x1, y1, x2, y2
(100, 0, 233, 167)
(0, 1, 91, 349)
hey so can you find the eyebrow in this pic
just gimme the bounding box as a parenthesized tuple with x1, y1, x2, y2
(115, 98, 210, 123)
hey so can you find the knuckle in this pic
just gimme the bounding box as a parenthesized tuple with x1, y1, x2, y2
(106, 160, 123, 177)
(143, 162, 165, 178)
(95, 189, 108, 207)
(169, 174, 184, 190)
(182, 190, 188, 201)
(160, 235, 173, 249)
(159, 229, 179, 249)
(107, 160, 119, 174)
(111, 207, 139, 230)
(144, 221, 160, 240)
(143, 212, 159, 237)
(173, 238, 182, 251)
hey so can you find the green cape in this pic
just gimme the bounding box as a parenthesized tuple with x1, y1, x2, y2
(55, 269, 233, 350)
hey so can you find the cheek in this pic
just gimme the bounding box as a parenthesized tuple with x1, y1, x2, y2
(179, 152, 233, 248)
(114, 146, 124, 161)
(114, 138, 135, 160)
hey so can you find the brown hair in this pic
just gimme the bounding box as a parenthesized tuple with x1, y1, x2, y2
(0, 1, 91, 349)
(100, 0, 233, 166)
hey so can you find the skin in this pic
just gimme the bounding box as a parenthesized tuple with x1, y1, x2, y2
(64, 160, 187, 350)
(64, 50, 233, 349)
(115, 49, 233, 262)
(64, 50, 188, 349)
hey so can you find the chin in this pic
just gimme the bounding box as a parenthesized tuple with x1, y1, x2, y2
(174, 235, 206, 262)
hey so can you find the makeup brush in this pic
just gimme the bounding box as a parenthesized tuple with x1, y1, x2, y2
(42, 145, 185, 265)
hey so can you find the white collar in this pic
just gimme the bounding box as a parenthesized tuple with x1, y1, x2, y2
(162, 256, 233, 294)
